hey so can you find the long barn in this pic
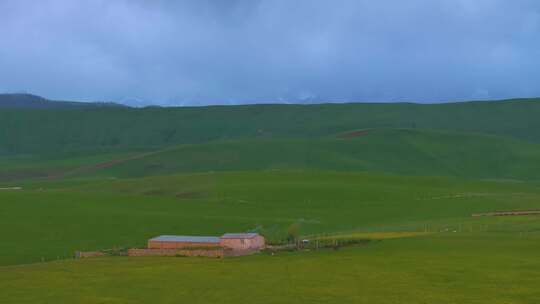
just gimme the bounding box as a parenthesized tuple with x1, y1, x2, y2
(148, 236, 221, 249)
(147, 233, 265, 251)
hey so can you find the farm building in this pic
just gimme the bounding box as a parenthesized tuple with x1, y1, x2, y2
(220, 233, 265, 250)
(147, 233, 265, 251)
(148, 235, 221, 249)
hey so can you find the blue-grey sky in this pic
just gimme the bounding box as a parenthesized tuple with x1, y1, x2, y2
(1, 0, 539, 106)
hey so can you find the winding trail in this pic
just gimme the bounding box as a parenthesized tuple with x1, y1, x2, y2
(47, 147, 174, 179)
(337, 129, 372, 139)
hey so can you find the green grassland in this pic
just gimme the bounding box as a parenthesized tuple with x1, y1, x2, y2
(82, 129, 540, 180)
(2, 231, 540, 303)
(2, 98, 540, 155)
(2, 171, 540, 267)
(4, 129, 540, 182)
(2, 100, 540, 303)
(0, 151, 136, 181)
(2, 171, 540, 303)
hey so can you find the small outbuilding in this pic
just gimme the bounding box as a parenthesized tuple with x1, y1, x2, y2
(148, 235, 221, 249)
(220, 233, 265, 250)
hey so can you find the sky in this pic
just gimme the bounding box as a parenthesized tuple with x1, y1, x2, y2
(1, 0, 539, 106)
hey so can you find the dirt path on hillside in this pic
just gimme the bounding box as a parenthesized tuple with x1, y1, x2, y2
(47, 148, 172, 180)
(337, 129, 372, 139)
(472, 209, 540, 217)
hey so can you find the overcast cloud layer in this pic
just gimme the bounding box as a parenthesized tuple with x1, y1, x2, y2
(1, 0, 539, 105)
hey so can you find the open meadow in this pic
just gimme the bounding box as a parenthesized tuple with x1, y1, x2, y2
(2, 100, 540, 303)
(3, 2, 540, 302)
(2, 170, 540, 303)
(2, 230, 540, 303)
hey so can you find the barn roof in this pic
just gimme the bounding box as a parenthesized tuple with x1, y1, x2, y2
(149, 235, 221, 243)
(221, 233, 260, 239)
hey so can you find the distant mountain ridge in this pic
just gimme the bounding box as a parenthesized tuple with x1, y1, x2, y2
(0, 94, 126, 109)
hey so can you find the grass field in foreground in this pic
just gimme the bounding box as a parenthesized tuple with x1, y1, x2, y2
(2, 171, 540, 266)
(2, 232, 540, 304)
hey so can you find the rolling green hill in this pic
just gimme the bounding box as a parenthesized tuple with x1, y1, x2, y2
(1, 98, 540, 155)
(3, 129, 540, 181)
(85, 129, 540, 180)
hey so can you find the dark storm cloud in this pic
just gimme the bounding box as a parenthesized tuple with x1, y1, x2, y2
(1, 0, 539, 105)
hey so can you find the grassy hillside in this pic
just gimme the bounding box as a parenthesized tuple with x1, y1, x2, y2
(1, 98, 540, 155)
(4, 129, 540, 181)
(84, 129, 540, 180)
(0, 151, 136, 181)
(2, 171, 540, 266)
